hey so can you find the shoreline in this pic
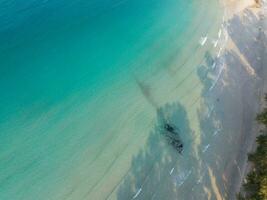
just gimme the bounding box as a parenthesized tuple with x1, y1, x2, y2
(221, 0, 267, 198)
(223, 0, 257, 18)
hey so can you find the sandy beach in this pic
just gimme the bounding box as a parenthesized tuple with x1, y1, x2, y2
(0, 1, 265, 199)
(216, 0, 267, 198)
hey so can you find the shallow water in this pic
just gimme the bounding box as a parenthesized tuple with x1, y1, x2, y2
(0, 0, 224, 199)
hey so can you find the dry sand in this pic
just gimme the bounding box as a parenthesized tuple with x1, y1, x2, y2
(223, 0, 257, 16)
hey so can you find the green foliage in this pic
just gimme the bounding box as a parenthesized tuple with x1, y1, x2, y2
(239, 133, 267, 199)
(238, 95, 267, 200)
(256, 94, 267, 126)
(256, 108, 267, 126)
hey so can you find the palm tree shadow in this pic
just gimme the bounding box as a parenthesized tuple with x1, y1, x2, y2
(114, 102, 195, 200)
(194, 9, 265, 197)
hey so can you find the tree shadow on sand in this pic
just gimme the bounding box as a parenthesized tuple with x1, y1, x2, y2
(194, 9, 266, 199)
(111, 102, 198, 200)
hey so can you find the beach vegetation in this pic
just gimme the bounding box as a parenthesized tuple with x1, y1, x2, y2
(238, 94, 267, 200)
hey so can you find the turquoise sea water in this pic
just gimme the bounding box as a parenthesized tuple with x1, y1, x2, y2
(0, 0, 223, 199)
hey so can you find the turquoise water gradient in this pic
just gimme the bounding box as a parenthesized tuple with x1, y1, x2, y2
(0, 0, 222, 199)
(0, 0, 192, 120)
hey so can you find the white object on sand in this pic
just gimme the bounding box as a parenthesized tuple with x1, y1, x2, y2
(211, 62, 216, 70)
(132, 188, 142, 199)
(209, 63, 224, 91)
(218, 29, 222, 38)
(225, 31, 229, 41)
(207, 105, 214, 118)
(213, 130, 220, 136)
(217, 47, 223, 58)
(213, 40, 218, 48)
(202, 144, 210, 153)
(197, 176, 203, 184)
(176, 170, 192, 187)
(170, 167, 175, 175)
(199, 36, 208, 46)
